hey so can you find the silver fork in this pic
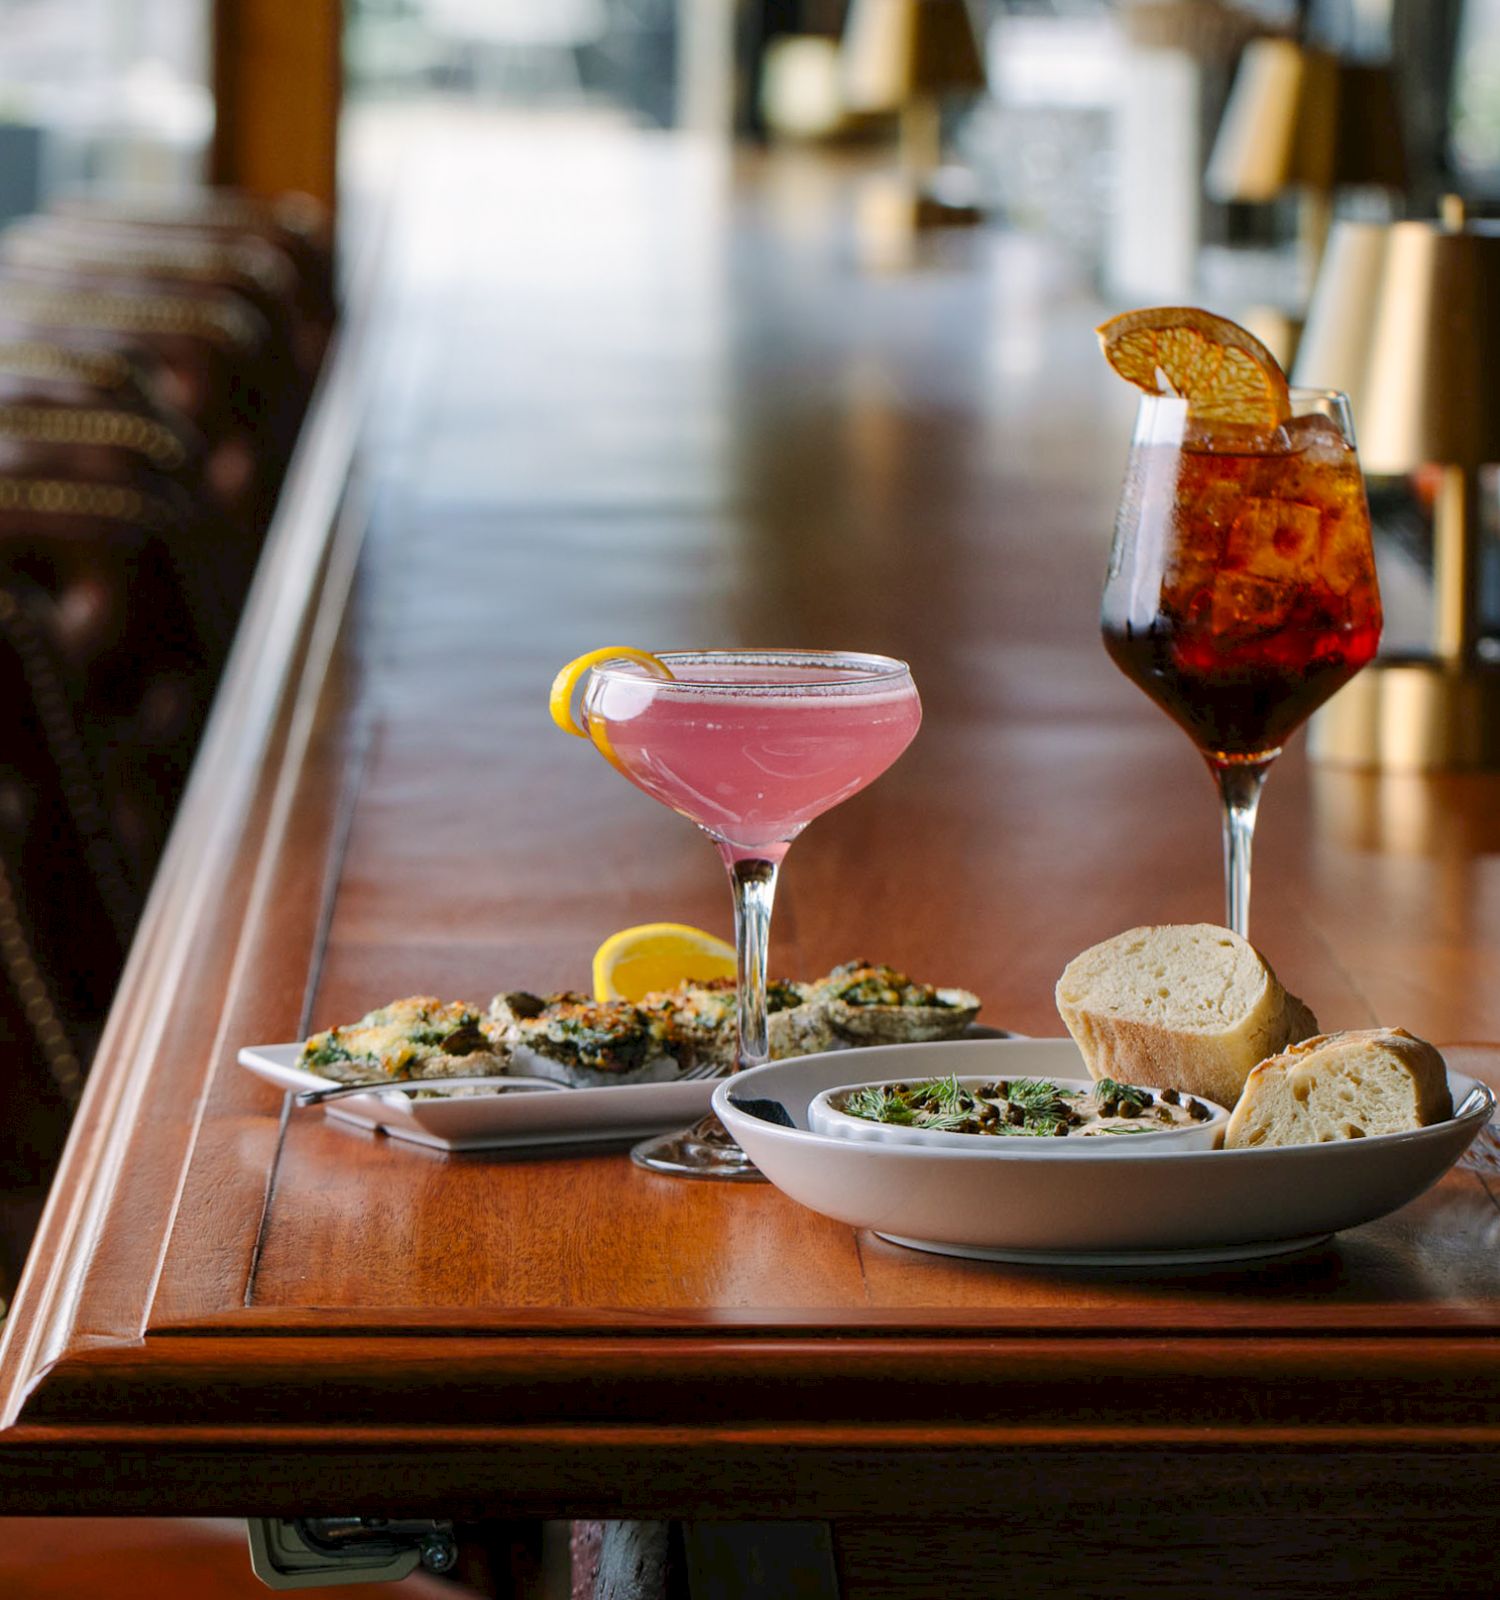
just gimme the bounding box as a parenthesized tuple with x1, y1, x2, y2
(294, 1057, 727, 1107)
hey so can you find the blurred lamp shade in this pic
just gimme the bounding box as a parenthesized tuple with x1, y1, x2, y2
(842, 0, 986, 114)
(1207, 38, 1406, 202)
(842, 0, 986, 208)
(1296, 205, 1500, 769)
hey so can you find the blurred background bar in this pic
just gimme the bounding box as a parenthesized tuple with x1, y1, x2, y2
(0, 0, 1496, 1295)
(2, 0, 1500, 1590)
(0, 0, 1497, 1274)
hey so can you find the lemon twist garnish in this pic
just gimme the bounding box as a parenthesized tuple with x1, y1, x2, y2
(549, 646, 674, 738)
(1096, 306, 1291, 428)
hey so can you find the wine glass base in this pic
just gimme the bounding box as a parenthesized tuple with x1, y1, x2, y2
(630, 1110, 767, 1181)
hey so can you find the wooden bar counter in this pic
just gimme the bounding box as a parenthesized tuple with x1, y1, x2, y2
(2, 133, 1498, 1596)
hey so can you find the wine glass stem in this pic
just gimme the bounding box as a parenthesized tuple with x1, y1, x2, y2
(1210, 757, 1273, 940)
(724, 854, 781, 1071)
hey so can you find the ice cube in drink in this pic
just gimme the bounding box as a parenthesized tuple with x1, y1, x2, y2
(1102, 407, 1382, 759)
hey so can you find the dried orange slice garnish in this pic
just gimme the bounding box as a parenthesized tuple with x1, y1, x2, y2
(550, 647, 673, 738)
(1096, 306, 1290, 428)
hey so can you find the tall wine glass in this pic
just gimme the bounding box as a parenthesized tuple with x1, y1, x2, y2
(574, 648, 921, 1179)
(1101, 389, 1382, 937)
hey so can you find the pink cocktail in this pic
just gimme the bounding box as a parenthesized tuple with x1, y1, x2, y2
(573, 649, 921, 1180)
(584, 658, 922, 860)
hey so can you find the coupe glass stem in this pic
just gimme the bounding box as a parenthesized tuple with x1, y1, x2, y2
(628, 848, 783, 1181)
(1210, 756, 1273, 940)
(725, 854, 781, 1070)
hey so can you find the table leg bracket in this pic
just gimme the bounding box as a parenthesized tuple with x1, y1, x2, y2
(246, 1517, 458, 1588)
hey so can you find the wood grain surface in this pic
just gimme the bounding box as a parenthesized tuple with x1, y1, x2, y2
(1, 131, 1498, 1585)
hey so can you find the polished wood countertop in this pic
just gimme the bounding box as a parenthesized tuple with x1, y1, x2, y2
(2, 135, 1498, 1575)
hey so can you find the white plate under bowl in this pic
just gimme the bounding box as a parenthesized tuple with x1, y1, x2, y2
(713, 1038, 1495, 1265)
(808, 1075, 1227, 1152)
(238, 1043, 718, 1152)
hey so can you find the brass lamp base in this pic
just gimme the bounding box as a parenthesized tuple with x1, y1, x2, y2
(1308, 658, 1500, 771)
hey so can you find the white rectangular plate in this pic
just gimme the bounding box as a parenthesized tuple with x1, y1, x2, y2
(238, 1043, 718, 1152)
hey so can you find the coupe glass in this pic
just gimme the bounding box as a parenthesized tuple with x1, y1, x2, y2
(1101, 388, 1382, 938)
(578, 648, 921, 1179)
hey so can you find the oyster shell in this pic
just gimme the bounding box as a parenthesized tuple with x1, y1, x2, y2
(642, 978, 821, 1069)
(483, 990, 688, 1087)
(814, 962, 981, 1045)
(299, 996, 501, 1083)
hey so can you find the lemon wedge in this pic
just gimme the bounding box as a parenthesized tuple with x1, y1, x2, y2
(593, 922, 737, 1003)
(550, 647, 674, 738)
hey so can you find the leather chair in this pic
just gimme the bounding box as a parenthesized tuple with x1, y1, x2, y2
(0, 583, 133, 1254)
(0, 222, 312, 467)
(0, 398, 204, 502)
(0, 194, 375, 1600)
(0, 401, 251, 634)
(0, 484, 219, 877)
(51, 189, 336, 362)
(0, 339, 172, 420)
(3, 217, 310, 377)
(0, 273, 277, 533)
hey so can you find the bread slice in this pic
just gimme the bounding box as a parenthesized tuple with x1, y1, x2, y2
(1224, 1028, 1451, 1148)
(1055, 924, 1319, 1109)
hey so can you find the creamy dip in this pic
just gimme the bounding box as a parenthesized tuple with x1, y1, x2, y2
(832, 1074, 1215, 1139)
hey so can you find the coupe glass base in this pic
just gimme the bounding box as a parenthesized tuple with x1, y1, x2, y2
(630, 1111, 767, 1181)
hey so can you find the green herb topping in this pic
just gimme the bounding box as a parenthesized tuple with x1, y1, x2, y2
(835, 1075, 1182, 1139)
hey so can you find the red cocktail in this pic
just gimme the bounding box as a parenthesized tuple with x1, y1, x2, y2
(1097, 308, 1381, 936)
(1103, 403, 1382, 760)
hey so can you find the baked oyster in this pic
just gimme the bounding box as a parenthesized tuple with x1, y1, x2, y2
(643, 977, 819, 1069)
(298, 996, 505, 1085)
(484, 991, 689, 1086)
(814, 962, 980, 1045)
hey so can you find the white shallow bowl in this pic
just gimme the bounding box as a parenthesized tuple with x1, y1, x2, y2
(808, 1074, 1226, 1152)
(713, 1038, 1496, 1266)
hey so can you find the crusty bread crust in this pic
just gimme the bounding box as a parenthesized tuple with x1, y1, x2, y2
(1224, 1027, 1451, 1148)
(1055, 924, 1320, 1108)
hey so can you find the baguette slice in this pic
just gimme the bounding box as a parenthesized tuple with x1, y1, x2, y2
(1224, 1028, 1452, 1148)
(1055, 924, 1318, 1109)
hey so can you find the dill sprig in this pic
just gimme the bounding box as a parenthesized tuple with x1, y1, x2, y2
(915, 1073, 970, 1114)
(1004, 1078, 1066, 1112)
(998, 1077, 1072, 1132)
(842, 1075, 978, 1131)
(1094, 1077, 1150, 1114)
(843, 1085, 917, 1125)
